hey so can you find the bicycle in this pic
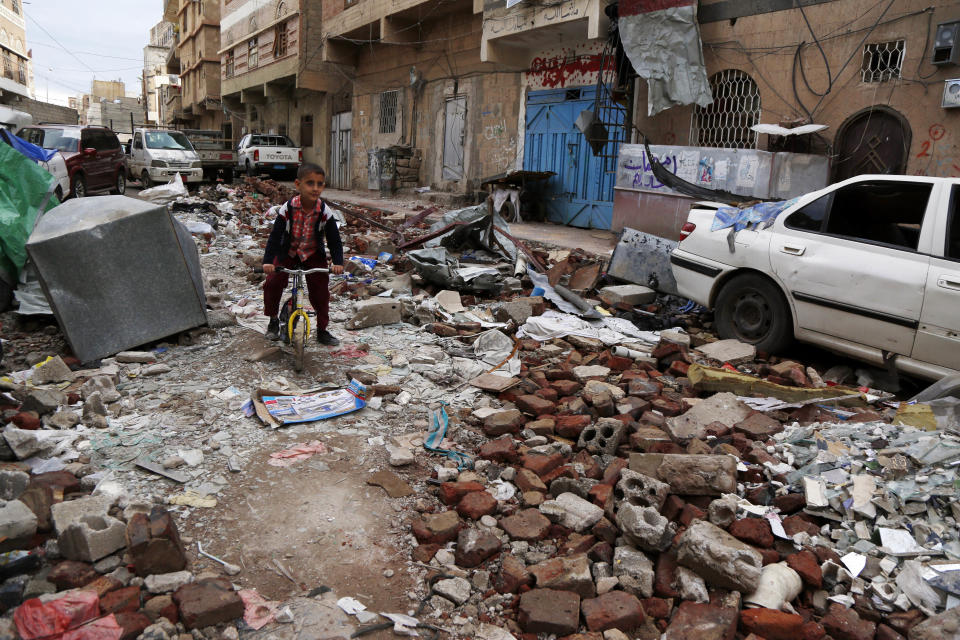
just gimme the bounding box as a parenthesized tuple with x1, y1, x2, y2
(263, 266, 329, 372)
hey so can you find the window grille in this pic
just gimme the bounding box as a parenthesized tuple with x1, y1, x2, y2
(690, 69, 761, 149)
(248, 38, 259, 69)
(17, 58, 25, 84)
(861, 40, 904, 83)
(274, 22, 288, 58)
(225, 51, 234, 78)
(2, 52, 12, 81)
(379, 90, 399, 134)
(11, 0, 19, 15)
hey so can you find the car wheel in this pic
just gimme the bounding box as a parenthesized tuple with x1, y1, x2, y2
(71, 174, 87, 198)
(246, 161, 256, 177)
(141, 170, 153, 189)
(714, 273, 793, 354)
(111, 172, 126, 195)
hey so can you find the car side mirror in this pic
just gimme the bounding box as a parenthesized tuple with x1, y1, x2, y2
(82, 147, 97, 157)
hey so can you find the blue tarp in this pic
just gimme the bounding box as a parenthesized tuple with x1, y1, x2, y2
(711, 198, 799, 233)
(0, 129, 57, 163)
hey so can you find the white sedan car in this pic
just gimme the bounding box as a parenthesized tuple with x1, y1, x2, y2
(670, 174, 960, 381)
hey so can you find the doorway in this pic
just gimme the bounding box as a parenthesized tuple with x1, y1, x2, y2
(329, 111, 352, 189)
(833, 106, 911, 182)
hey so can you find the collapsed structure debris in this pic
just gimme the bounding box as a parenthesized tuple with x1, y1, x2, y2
(0, 175, 956, 639)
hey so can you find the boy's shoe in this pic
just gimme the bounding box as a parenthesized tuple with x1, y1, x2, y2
(265, 317, 280, 340)
(317, 329, 340, 346)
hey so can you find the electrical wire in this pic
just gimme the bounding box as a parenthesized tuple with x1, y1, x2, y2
(28, 41, 145, 62)
(796, 1, 833, 96)
(25, 14, 97, 74)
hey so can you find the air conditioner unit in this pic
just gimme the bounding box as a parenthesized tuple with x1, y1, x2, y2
(932, 20, 960, 65)
(943, 78, 960, 108)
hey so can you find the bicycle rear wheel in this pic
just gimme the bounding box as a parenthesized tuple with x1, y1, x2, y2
(292, 316, 306, 372)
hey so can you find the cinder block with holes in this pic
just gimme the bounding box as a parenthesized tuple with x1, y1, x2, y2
(615, 469, 670, 511)
(577, 417, 626, 456)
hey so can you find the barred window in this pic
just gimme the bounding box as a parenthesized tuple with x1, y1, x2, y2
(248, 38, 259, 69)
(690, 69, 761, 149)
(224, 50, 234, 78)
(17, 57, 25, 84)
(379, 90, 398, 134)
(862, 40, 904, 83)
(274, 22, 288, 58)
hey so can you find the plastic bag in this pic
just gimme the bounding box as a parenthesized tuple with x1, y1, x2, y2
(13, 590, 99, 640)
(137, 172, 187, 203)
(61, 614, 123, 640)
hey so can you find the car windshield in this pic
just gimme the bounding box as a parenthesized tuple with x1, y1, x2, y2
(145, 131, 194, 151)
(250, 135, 294, 147)
(37, 128, 80, 152)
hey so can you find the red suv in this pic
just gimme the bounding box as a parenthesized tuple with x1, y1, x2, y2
(18, 125, 127, 198)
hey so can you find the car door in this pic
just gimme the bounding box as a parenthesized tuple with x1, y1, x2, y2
(132, 132, 144, 173)
(769, 179, 934, 356)
(912, 183, 960, 369)
(79, 129, 106, 188)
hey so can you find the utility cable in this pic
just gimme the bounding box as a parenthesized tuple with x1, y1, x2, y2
(797, 1, 833, 96)
(26, 14, 97, 74)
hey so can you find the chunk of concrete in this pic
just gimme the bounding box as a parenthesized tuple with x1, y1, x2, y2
(611, 546, 654, 598)
(616, 504, 676, 552)
(599, 285, 656, 307)
(50, 494, 115, 535)
(58, 514, 127, 562)
(345, 298, 402, 329)
(115, 351, 157, 364)
(615, 469, 669, 511)
(4, 427, 77, 459)
(434, 577, 472, 605)
(0, 499, 38, 540)
(664, 392, 751, 443)
(573, 365, 611, 381)
(31, 356, 74, 384)
(578, 418, 626, 456)
(0, 470, 29, 501)
(19, 388, 66, 415)
(628, 453, 737, 496)
(540, 492, 604, 532)
(145, 570, 194, 594)
(529, 553, 595, 598)
(695, 339, 757, 365)
(80, 375, 121, 403)
(675, 520, 763, 592)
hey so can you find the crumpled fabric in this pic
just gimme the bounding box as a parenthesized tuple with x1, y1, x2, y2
(267, 441, 327, 467)
(712, 198, 799, 233)
(516, 310, 661, 346)
(619, 1, 713, 116)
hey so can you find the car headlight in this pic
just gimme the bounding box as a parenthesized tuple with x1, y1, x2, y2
(151, 160, 167, 168)
(192, 161, 203, 168)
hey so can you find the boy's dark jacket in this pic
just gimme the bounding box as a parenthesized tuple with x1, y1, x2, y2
(263, 197, 344, 266)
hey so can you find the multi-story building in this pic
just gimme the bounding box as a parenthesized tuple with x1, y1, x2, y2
(218, 0, 332, 166)
(144, 21, 176, 124)
(0, 0, 31, 105)
(164, 0, 226, 131)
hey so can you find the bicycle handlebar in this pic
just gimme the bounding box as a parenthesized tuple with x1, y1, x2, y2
(278, 267, 329, 275)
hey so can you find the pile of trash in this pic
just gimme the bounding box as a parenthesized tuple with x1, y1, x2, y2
(0, 174, 958, 639)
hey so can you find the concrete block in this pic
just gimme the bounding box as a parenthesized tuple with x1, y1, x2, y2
(664, 392, 751, 443)
(612, 546, 654, 598)
(345, 298, 402, 329)
(145, 570, 194, 594)
(615, 503, 676, 552)
(573, 365, 611, 381)
(578, 418, 626, 456)
(173, 577, 244, 629)
(50, 494, 114, 535)
(58, 514, 127, 562)
(0, 470, 29, 501)
(615, 469, 669, 511)
(494, 300, 533, 324)
(19, 388, 66, 415)
(628, 453, 738, 496)
(599, 285, 656, 307)
(31, 356, 74, 384)
(695, 339, 756, 364)
(0, 499, 38, 540)
(540, 492, 604, 532)
(675, 520, 763, 592)
(80, 375, 121, 403)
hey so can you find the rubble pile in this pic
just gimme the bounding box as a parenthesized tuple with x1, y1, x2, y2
(0, 176, 957, 639)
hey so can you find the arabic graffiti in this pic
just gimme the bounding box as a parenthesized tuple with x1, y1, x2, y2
(622, 149, 679, 191)
(486, 0, 587, 37)
(526, 52, 613, 89)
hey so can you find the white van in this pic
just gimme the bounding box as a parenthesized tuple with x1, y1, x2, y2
(128, 128, 204, 188)
(0, 105, 31, 132)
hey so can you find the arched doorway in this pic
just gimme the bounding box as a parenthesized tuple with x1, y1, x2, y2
(833, 106, 911, 181)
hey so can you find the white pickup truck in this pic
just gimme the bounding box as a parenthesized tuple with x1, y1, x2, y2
(670, 174, 960, 381)
(236, 133, 301, 179)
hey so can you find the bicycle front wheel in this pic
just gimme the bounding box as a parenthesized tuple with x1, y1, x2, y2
(292, 317, 307, 372)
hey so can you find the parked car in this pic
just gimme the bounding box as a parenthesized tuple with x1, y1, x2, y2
(236, 133, 301, 179)
(127, 128, 204, 188)
(670, 174, 960, 381)
(183, 129, 235, 183)
(18, 124, 127, 198)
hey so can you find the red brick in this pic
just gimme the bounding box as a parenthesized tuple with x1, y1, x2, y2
(515, 395, 556, 416)
(678, 503, 706, 527)
(535, 388, 559, 402)
(556, 415, 591, 438)
(49, 560, 98, 590)
(515, 468, 547, 493)
(125, 507, 187, 577)
(876, 623, 906, 640)
(540, 465, 576, 485)
(820, 603, 876, 640)
(457, 491, 497, 520)
(786, 550, 822, 588)
(173, 578, 244, 630)
(653, 553, 680, 598)
(728, 518, 774, 548)
(588, 484, 613, 508)
(551, 380, 582, 396)
(501, 509, 551, 541)
(523, 452, 565, 477)
(581, 591, 646, 632)
(665, 601, 737, 640)
(740, 608, 806, 640)
(773, 492, 806, 514)
(142, 595, 178, 623)
(439, 481, 486, 505)
(11, 412, 40, 430)
(100, 586, 142, 614)
(782, 514, 821, 537)
(496, 554, 532, 593)
(411, 510, 462, 544)
(477, 437, 518, 463)
(640, 598, 672, 620)
(115, 611, 151, 640)
(519, 589, 580, 635)
(600, 457, 627, 486)
(649, 397, 682, 417)
(667, 361, 690, 377)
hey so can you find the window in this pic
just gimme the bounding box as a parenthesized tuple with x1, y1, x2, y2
(379, 90, 398, 134)
(248, 38, 258, 69)
(274, 22, 289, 58)
(133, 133, 143, 149)
(300, 114, 314, 147)
(225, 50, 234, 78)
(947, 186, 960, 260)
(2, 51, 12, 81)
(11, 0, 19, 15)
(862, 40, 904, 83)
(690, 69, 761, 149)
(789, 181, 932, 251)
(17, 57, 25, 84)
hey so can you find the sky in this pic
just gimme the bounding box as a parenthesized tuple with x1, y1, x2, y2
(24, 0, 159, 106)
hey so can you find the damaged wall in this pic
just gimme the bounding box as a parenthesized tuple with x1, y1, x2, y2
(635, 0, 960, 180)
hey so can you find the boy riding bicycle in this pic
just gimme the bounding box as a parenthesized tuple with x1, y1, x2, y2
(262, 163, 345, 345)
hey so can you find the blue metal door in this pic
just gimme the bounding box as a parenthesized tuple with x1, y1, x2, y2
(523, 88, 622, 229)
